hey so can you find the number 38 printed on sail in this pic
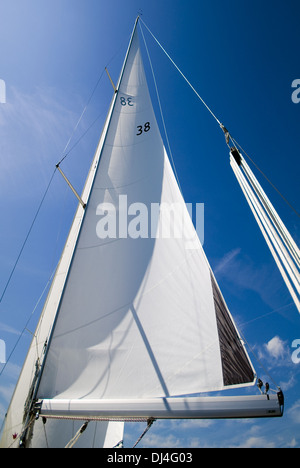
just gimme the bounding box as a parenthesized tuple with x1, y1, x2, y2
(136, 122, 151, 136)
(120, 96, 134, 107)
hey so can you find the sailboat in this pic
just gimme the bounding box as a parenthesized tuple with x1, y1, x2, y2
(0, 16, 287, 449)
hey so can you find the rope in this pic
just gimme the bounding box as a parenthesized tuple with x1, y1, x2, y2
(42, 418, 49, 449)
(8, 413, 36, 448)
(65, 421, 89, 448)
(132, 418, 156, 448)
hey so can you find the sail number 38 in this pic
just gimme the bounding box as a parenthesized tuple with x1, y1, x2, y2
(120, 97, 134, 106)
(119, 97, 151, 136)
(137, 122, 151, 136)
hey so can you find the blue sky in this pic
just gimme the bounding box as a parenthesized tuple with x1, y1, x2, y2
(0, 0, 299, 448)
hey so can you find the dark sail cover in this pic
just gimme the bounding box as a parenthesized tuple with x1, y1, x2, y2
(211, 273, 255, 386)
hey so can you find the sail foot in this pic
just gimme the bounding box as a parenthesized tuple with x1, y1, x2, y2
(37, 393, 283, 421)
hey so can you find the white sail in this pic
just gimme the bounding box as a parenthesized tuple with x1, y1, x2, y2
(1, 18, 283, 449)
(36, 22, 255, 406)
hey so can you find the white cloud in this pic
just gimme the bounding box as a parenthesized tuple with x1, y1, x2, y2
(171, 419, 214, 430)
(287, 438, 298, 448)
(265, 336, 286, 360)
(287, 399, 300, 424)
(238, 436, 276, 448)
(141, 433, 181, 448)
(0, 322, 21, 336)
(213, 248, 241, 275)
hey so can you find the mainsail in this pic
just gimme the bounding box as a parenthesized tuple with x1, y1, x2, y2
(0, 17, 283, 449)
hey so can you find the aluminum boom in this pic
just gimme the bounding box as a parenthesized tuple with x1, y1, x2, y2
(37, 393, 283, 421)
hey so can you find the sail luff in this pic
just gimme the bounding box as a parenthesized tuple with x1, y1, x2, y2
(18, 19, 143, 447)
(0, 24, 135, 448)
(31, 19, 141, 409)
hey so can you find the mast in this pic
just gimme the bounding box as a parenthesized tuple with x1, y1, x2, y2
(21, 17, 142, 449)
(1, 17, 141, 451)
(31, 15, 141, 408)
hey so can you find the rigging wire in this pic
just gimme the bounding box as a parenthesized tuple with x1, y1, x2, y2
(64, 421, 89, 449)
(132, 418, 156, 448)
(57, 110, 106, 166)
(140, 18, 300, 219)
(0, 168, 57, 306)
(239, 302, 294, 328)
(57, 38, 127, 166)
(57, 69, 106, 167)
(0, 20, 286, 441)
(139, 18, 222, 128)
(61, 69, 106, 160)
(139, 22, 183, 195)
(238, 326, 281, 390)
(0, 64, 118, 387)
(138, 19, 294, 386)
(0, 48, 120, 307)
(230, 136, 300, 219)
(0, 265, 57, 378)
